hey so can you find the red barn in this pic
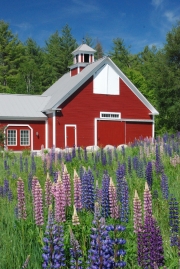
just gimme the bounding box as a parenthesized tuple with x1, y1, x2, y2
(0, 44, 158, 151)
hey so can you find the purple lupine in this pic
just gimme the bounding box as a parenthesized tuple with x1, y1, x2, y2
(169, 195, 179, 246)
(55, 175, 66, 223)
(161, 173, 169, 200)
(72, 205, 80, 226)
(138, 215, 164, 268)
(72, 145, 76, 158)
(155, 145, 163, 174)
(17, 177, 27, 220)
(45, 172, 52, 208)
(8, 189, 13, 202)
(0, 186, 3, 197)
(3, 179, 9, 196)
(144, 182, 152, 221)
(109, 177, 119, 219)
(32, 176, 38, 203)
(73, 169, 82, 210)
(87, 204, 114, 269)
(127, 156, 132, 177)
(62, 165, 71, 207)
(107, 148, 112, 165)
(101, 173, 110, 218)
(28, 172, 33, 192)
(78, 147, 81, 160)
(42, 206, 66, 268)
(69, 228, 83, 269)
(146, 161, 153, 190)
(31, 153, 36, 174)
(120, 177, 129, 223)
(137, 159, 144, 178)
(81, 170, 94, 211)
(95, 180, 102, 205)
(133, 190, 142, 233)
(33, 181, 44, 226)
(24, 157, 28, 173)
(116, 163, 125, 202)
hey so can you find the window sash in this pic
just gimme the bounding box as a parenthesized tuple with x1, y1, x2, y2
(7, 130, 17, 146)
(20, 130, 30, 146)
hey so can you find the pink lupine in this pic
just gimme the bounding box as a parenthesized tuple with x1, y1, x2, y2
(133, 190, 142, 233)
(55, 174, 66, 223)
(32, 176, 38, 199)
(62, 164, 71, 206)
(51, 182, 56, 197)
(45, 172, 52, 207)
(109, 177, 119, 219)
(73, 169, 82, 210)
(33, 181, 44, 226)
(72, 205, 80, 226)
(144, 182, 152, 221)
(17, 177, 27, 220)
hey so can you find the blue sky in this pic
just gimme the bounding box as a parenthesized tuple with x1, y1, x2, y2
(1, 0, 180, 54)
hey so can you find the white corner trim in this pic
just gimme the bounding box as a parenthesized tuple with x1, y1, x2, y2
(45, 119, 48, 149)
(53, 111, 56, 147)
(152, 115, 155, 138)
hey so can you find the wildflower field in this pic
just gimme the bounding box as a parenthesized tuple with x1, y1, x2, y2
(1, 134, 180, 269)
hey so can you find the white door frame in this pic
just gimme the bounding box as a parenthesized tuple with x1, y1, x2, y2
(64, 124, 77, 148)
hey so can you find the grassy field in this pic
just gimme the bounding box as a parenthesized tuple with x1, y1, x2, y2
(0, 135, 180, 269)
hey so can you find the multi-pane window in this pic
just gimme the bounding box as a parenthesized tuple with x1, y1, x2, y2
(100, 112, 121, 119)
(20, 130, 30, 146)
(7, 130, 17, 145)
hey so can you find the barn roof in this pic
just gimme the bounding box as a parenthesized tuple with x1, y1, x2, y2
(42, 57, 159, 115)
(72, 44, 96, 55)
(0, 94, 50, 120)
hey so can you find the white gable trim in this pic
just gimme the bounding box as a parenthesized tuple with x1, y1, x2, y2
(51, 57, 159, 115)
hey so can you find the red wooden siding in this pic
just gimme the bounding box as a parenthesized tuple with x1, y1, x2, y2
(48, 114, 53, 148)
(97, 121, 125, 147)
(71, 68, 78, 76)
(66, 126, 75, 147)
(0, 120, 45, 150)
(126, 122, 152, 144)
(55, 76, 152, 148)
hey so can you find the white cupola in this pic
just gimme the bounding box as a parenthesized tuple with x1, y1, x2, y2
(69, 44, 96, 76)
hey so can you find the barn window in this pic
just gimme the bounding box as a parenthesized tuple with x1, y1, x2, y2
(20, 130, 30, 146)
(7, 130, 17, 146)
(100, 112, 121, 119)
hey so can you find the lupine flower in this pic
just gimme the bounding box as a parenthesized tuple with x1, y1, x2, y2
(109, 177, 119, 219)
(69, 227, 83, 269)
(127, 156, 132, 176)
(24, 157, 28, 173)
(72, 205, 80, 226)
(169, 195, 179, 246)
(138, 215, 164, 268)
(120, 177, 129, 223)
(161, 173, 169, 200)
(31, 153, 36, 174)
(146, 161, 153, 190)
(87, 208, 114, 268)
(133, 190, 142, 233)
(101, 173, 110, 218)
(107, 148, 112, 165)
(45, 172, 52, 207)
(81, 170, 94, 211)
(3, 179, 9, 196)
(33, 181, 44, 226)
(28, 172, 33, 192)
(17, 177, 27, 220)
(95, 180, 102, 205)
(42, 206, 66, 268)
(116, 164, 125, 202)
(144, 182, 152, 221)
(62, 164, 71, 207)
(73, 169, 82, 210)
(55, 174, 66, 223)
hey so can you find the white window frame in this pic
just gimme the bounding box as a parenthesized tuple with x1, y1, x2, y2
(20, 129, 30, 146)
(7, 129, 17, 146)
(100, 112, 121, 119)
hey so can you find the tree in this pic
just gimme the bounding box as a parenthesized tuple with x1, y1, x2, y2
(154, 22, 180, 133)
(0, 20, 24, 93)
(94, 40, 104, 60)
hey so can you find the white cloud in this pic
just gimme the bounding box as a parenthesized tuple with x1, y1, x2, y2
(151, 0, 164, 8)
(164, 11, 180, 23)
